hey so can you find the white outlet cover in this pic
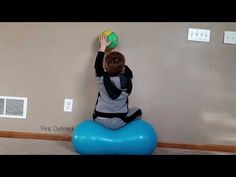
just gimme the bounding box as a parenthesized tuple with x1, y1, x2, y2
(64, 99, 73, 112)
(224, 31, 236, 44)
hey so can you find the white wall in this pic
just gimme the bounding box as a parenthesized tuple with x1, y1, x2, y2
(0, 23, 236, 145)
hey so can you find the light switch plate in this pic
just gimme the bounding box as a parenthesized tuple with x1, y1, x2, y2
(188, 28, 210, 42)
(224, 31, 236, 44)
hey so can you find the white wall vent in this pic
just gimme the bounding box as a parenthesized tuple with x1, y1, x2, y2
(0, 96, 27, 119)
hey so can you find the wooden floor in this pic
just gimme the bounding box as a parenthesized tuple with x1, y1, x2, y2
(0, 137, 235, 155)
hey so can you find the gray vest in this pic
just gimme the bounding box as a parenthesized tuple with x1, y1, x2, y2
(95, 76, 129, 115)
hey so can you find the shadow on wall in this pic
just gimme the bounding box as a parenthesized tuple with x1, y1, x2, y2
(75, 38, 98, 122)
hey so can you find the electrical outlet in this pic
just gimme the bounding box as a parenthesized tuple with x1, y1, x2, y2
(188, 28, 210, 42)
(224, 31, 236, 44)
(64, 99, 73, 112)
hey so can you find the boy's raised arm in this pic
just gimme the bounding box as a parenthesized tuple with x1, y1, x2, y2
(94, 34, 111, 77)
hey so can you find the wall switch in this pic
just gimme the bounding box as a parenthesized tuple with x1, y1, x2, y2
(64, 99, 73, 112)
(188, 28, 210, 42)
(224, 31, 236, 44)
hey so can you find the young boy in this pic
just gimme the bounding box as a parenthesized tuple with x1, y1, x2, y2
(93, 34, 142, 130)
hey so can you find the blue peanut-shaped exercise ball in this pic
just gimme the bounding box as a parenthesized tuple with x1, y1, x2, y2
(72, 119, 158, 155)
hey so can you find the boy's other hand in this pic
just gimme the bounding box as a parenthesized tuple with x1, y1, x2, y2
(111, 47, 118, 52)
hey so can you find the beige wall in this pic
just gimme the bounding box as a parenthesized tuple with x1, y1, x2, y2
(0, 23, 236, 145)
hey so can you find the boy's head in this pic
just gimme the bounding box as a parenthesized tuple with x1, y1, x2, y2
(103, 51, 125, 76)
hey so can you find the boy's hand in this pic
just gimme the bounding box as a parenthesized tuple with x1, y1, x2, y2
(99, 34, 111, 52)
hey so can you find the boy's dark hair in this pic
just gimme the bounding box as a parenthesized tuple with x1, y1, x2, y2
(104, 51, 125, 76)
